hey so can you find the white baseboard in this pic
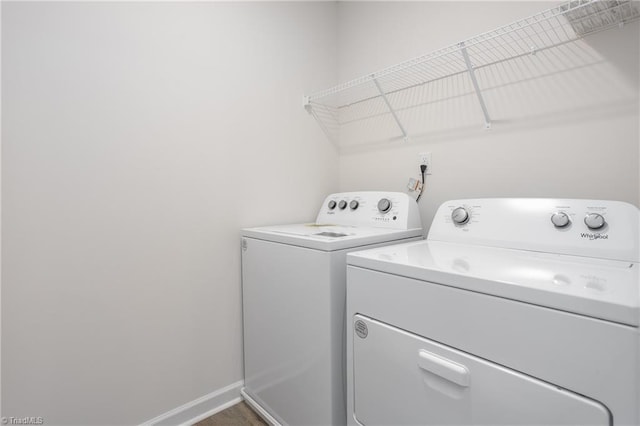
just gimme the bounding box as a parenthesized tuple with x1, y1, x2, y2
(141, 380, 244, 426)
(241, 389, 281, 426)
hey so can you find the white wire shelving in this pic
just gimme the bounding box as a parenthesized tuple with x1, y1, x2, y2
(303, 0, 640, 146)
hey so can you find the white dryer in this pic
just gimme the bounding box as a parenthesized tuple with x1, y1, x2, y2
(346, 198, 639, 426)
(241, 192, 423, 426)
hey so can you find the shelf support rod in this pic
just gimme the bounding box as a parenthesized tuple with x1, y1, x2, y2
(373, 76, 409, 141)
(459, 42, 491, 129)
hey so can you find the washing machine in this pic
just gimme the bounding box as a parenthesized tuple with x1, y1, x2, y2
(346, 198, 639, 426)
(241, 191, 423, 426)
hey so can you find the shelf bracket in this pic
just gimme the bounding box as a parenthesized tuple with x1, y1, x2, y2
(304, 100, 340, 148)
(459, 42, 492, 129)
(373, 76, 409, 142)
(302, 95, 312, 113)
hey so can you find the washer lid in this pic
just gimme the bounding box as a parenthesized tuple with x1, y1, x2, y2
(347, 240, 639, 326)
(242, 224, 423, 251)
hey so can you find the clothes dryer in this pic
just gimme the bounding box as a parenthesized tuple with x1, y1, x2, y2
(346, 198, 639, 426)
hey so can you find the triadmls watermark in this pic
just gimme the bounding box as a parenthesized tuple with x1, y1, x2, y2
(1, 417, 44, 425)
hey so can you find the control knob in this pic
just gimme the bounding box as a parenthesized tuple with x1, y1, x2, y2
(349, 200, 359, 210)
(451, 207, 470, 225)
(338, 200, 348, 210)
(377, 198, 392, 214)
(584, 213, 606, 230)
(327, 200, 337, 210)
(550, 211, 571, 228)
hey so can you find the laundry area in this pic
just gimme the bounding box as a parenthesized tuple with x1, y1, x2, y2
(1, 1, 639, 426)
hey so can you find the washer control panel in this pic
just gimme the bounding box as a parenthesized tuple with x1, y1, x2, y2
(317, 192, 422, 230)
(428, 198, 639, 262)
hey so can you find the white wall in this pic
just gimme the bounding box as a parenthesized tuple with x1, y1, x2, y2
(336, 1, 640, 230)
(1, 2, 337, 425)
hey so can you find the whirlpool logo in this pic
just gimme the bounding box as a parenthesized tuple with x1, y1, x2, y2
(580, 233, 609, 240)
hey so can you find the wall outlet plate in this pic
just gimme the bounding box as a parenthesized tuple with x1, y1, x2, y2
(418, 152, 432, 175)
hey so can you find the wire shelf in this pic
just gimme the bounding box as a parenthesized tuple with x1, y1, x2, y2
(304, 0, 640, 146)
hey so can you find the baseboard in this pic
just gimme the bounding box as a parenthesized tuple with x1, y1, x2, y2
(141, 380, 244, 426)
(241, 388, 281, 426)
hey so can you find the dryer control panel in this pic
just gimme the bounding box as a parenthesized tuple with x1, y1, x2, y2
(317, 192, 422, 230)
(428, 198, 639, 262)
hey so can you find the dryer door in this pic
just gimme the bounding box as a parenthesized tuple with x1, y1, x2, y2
(352, 315, 610, 426)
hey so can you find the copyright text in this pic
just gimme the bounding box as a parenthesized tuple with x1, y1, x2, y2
(1, 417, 44, 425)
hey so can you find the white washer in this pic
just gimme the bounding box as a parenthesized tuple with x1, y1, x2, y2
(241, 192, 423, 426)
(346, 198, 639, 426)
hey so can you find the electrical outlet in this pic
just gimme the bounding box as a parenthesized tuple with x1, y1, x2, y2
(418, 152, 432, 175)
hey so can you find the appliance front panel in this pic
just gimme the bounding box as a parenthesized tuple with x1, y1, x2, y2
(353, 315, 610, 426)
(242, 238, 335, 426)
(345, 266, 639, 426)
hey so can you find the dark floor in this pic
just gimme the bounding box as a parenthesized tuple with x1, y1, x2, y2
(195, 401, 268, 426)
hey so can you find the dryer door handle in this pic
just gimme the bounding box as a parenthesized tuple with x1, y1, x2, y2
(418, 350, 470, 387)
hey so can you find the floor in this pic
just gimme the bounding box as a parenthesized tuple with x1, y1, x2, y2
(195, 401, 268, 426)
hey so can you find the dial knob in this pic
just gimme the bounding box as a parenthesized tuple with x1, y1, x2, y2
(584, 213, 606, 230)
(338, 200, 347, 210)
(451, 207, 470, 225)
(377, 198, 392, 214)
(550, 211, 570, 228)
(349, 200, 359, 210)
(327, 200, 337, 210)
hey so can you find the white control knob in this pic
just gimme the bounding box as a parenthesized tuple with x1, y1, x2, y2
(584, 213, 606, 230)
(338, 200, 347, 210)
(451, 207, 470, 225)
(550, 211, 571, 228)
(349, 200, 359, 210)
(377, 198, 392, 214)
